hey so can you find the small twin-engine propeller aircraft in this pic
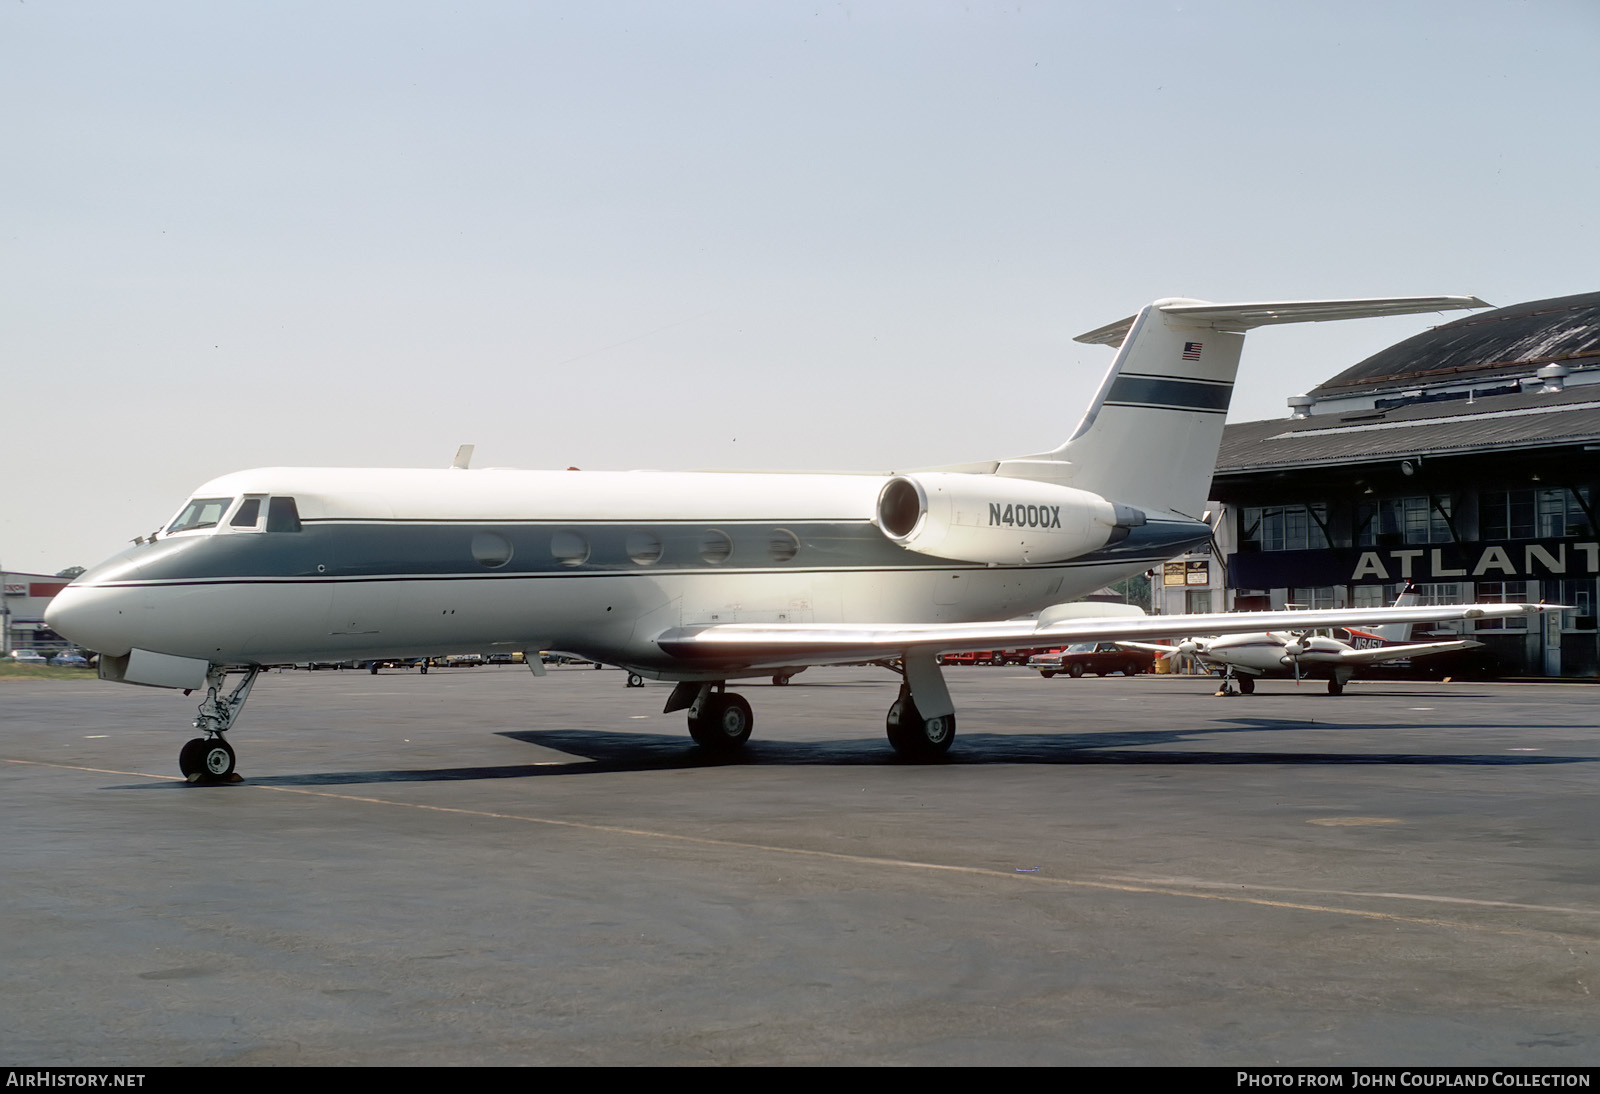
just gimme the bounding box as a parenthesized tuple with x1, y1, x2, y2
(1118, 587, 1484, 695)
(48, 293, 1551, 780)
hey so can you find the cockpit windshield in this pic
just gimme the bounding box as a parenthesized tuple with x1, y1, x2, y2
(166, 497, 234, 534)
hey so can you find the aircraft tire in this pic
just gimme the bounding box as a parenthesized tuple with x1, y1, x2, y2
(772, 674, 791, 686)
(1327, 678, 1344, 696)
(626, 673, 644, 688)
(886, 696, 955, 760)
(1238, 675, 1255, 695)
(688, 693, 753, 753)
(201, 738, 236, 779)
(178, 737, 209, 778)
(1068, 664, 1084, 678)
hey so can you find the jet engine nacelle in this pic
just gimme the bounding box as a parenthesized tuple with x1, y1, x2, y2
(874, 473, 1144, 565)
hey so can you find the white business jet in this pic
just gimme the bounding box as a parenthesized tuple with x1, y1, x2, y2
(48, 294, 1547, 780)
(1120, 588, 1484, 695)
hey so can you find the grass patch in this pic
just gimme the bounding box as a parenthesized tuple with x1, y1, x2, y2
(0, 662, 98, 681)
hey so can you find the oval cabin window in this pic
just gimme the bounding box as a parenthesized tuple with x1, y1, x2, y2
(472, 532, 514, 568)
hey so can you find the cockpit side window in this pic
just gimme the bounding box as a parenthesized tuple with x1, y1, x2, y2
(229, 497, 264, 529)
(266, 496, 302, 533)
(167, 497, 234, 534)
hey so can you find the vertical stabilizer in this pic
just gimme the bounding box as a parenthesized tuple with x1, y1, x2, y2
(995, 296, 1489, 519)
(1362, 583, 1420, 644)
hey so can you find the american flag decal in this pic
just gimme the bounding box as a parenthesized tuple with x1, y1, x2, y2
(1182, 341, 1203, 361)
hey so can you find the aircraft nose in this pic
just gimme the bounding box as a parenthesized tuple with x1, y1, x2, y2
(45, 584, 135, 657)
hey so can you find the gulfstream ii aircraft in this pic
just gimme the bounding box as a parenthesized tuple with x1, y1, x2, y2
(48, 294, 1548, 780)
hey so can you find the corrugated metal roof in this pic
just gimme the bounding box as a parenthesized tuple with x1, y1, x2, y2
(1308, 291, 1600, 396)
(1216, 385, 1600, 474)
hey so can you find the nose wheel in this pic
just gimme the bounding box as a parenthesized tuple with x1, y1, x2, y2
(179, 736, 237, 781)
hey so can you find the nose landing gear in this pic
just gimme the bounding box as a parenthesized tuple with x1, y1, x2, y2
(178, 665, 260, 783)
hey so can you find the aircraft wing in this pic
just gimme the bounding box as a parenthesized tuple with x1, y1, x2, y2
(1113, 640, 1192, 656)
(1326, 639, 1483, 665)
(655, 604, 1548, 673)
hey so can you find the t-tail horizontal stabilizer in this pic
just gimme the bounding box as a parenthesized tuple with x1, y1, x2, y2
(998, 295, 1490, 520)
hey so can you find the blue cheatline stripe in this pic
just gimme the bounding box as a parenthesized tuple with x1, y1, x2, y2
(1104, 374, 1233, 412)
(79, 517, 1210, 585)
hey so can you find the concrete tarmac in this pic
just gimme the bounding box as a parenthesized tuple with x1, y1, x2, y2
(3, 665, 1598, 1066)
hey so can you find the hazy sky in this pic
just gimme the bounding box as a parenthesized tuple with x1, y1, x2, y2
(5, 0, 1597, 572)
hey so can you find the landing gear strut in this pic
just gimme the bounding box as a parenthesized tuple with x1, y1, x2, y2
(178, 665, 260, 782)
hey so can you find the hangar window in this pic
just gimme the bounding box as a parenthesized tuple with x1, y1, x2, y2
(1287, 586, 1337, 611)
(1404, 582, 1466, 634)
(1356, 496, 1453, 547)
(168, 497, 233, 534)
(550, 530, 589, 567)
(1474, 581, 1530, 630)
(266, 497, 302, 533)
(1538, 487, 1592, 539)
(1240, 505, 1329, 552)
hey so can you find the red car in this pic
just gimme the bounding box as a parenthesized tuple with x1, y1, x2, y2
(1028, 642, 1154, 678)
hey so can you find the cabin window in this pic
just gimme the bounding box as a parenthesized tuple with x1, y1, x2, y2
(266, 496, 302, 533)
(626, 531, 663, 566)
(550, 530, 589, 566)
(699, 530, 733, 565)
(168, 497, 233, 534)
(471, 532, 514, 568)
(230, 497, 263, 529)
(768, 529, 800, 563)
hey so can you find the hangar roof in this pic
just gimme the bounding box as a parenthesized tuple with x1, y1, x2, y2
(1308, 291, 1600, 398)
(1216, 384, 1600, 475)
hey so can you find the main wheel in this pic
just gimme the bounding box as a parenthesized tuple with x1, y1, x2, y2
(1327, 678, 1344, 696)
(1238, 675, 1255, 695)
(886, 695, 956, 761)
(626, 672, 644, 688)
(1068, 663, 1085, 678)
(688, 693, 753, 753)
(772, 674, 791, 686)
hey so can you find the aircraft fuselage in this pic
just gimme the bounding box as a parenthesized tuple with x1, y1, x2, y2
(50, 466, 1206, 679)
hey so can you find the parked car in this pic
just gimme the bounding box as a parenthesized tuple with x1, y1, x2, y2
(49, 651, 89, 668)
(8, 650, 48, 665)
(1028, 642, 1153, 678)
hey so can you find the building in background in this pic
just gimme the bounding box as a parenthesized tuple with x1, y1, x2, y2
(2, 571, 74, 654)
(1155, 291, 1599, 677)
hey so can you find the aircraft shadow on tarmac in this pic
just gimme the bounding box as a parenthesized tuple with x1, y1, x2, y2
(140, 717, 1592, 789)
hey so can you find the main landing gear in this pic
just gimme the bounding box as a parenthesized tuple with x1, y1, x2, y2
(664, 683, 754, 755)
(177, 666, 260, 783)
(661, 652, 956, 761)
(1214, 668, 1254, 696)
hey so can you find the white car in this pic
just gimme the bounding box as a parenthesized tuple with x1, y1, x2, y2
(9, 650, 48, 665)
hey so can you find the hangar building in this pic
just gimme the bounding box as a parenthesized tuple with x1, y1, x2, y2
(1155, 291, 1600, 678)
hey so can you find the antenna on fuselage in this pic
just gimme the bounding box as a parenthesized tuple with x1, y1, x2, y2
(450, 444, 475, 470)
